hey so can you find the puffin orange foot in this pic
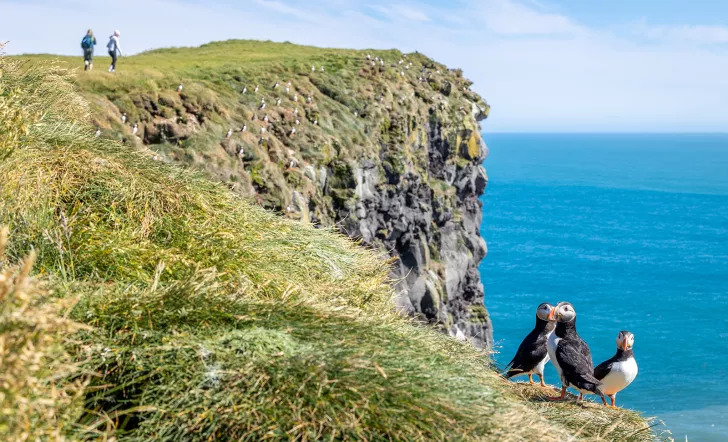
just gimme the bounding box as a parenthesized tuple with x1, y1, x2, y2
(547, 387, 567, 401)
(528, 374, 534, 385)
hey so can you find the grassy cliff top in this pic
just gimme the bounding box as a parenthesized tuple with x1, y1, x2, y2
(1, 42, 665, 441)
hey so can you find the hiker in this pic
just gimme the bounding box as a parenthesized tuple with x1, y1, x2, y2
(81, 30, 97, 71)
(107, 30, 122, 73)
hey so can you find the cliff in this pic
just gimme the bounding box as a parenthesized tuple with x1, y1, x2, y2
(63, 40, 493, 346)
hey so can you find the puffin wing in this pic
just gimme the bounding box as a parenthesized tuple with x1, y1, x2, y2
(505, 328, 548, 377)
(593, 355, 616, 381)
(555, 337, 602, 392)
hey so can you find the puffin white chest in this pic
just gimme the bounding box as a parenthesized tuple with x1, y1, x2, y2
(547, 333, 562, 377)
(599, 357, 638, 395)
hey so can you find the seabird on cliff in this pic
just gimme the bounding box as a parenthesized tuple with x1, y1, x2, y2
(132, 123, 138, 135)
(242, 86, 247, 94)
(273, 81, 279, 89)
(241, 124, 247, 132)
(547, 302, 607, 404)
(504, 303, 555, 387)
(400, 71, 405, 77)
(293, 94, 298, 102)
(312, 65, 316, 72)
(226, 129, 232, 139)
(295, 118, 300, 125)
(294, 108, 299, 115)
(289, 127, 296, 137)
(238, 146, 245, 159)
(594, 331, 638, 408)
(95, 128, 101, 137)
(366, 54, 371, 60)
(399, 59, 404, 65)
(260, 127, 266, 134)
(307, 95, 312, 103)
(276, 98, 282, 106)
(254, 85, 259, 93)
(313, 119, 318, 125)
(177, 83, 183, 93)
(354, 110, 358, 117)
(121, 113, 127, 124)
(259, 98, 266, 110)
(263, 114, 269, 123)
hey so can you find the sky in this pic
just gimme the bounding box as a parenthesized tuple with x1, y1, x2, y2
(2, 0, 728, 132)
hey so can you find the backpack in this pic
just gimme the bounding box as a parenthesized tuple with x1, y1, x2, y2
(81, 35, 94, 49)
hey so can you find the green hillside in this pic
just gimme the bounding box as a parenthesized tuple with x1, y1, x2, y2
(1, 42, 664, 441)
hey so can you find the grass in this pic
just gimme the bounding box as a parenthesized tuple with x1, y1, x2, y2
(1, 43, 669, 441)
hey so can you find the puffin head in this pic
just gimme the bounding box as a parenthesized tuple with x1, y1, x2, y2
(549, 302, 576, 323)
(535, 302, 554, 321)
(616, 331, 635, 351)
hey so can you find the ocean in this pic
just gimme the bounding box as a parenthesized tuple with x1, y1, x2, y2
(479, 133, 728, 441)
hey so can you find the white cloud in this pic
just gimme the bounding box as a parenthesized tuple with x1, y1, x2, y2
(1, 0, 728, 132)
(390, 5, 430, 22)
(633, 19, 728, 45)
(476, 0, 585, 36)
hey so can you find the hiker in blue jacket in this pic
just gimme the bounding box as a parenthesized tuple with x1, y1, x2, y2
(80, 30, 97, 71)
(107, 30, 122, 73)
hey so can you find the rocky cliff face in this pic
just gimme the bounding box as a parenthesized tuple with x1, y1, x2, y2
(86, 41, 493, 347)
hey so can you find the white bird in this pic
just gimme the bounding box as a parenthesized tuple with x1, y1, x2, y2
(153, 154, 160, 161)
(273, 81, 279, 89)
(313, 120, 318, 125)
(263, 114, 269, 123)
(294, 108, 299, 115)
(371, 62, 376, 67)
(95, 128, 101, 137)
(241, 124, 247, 132)
(226, 129, 232, 139)
(286, 86, 290, 94)
(254, 85, 259, 92)
(293, 94, 298, 102)
(290, 127, 296, 136)
(405, 65, 409, 70)
(132, 124, 138, 135)
(121, 113, 127, 124)
(366, 54, 371, 60)
(399, 60, 403, 65)
(242, 87, 247, 94)
(295, 119, 300, 125)
(307, 95, 312, 103)
(311, 65, 315, 72)
(320, 66, 325, 72)
(287, 80, 292, 87)
(260, 103, 266, 110)
(354, 110, 358, 117)
(238, 147, 245, 158)
(380, 60, 384, 66)
(400, 71, 405, 77)
(276, 98, 281, 106)
(260, 127, 266, 134)
(177, 83, 183, 93)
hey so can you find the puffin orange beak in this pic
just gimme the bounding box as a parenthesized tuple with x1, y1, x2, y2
(547, 309, 556, 321)
(621, 341, 629, 351)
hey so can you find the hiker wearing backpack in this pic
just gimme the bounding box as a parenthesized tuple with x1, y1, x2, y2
(107, 30, 122, 73)
(81, 30, 97, 71)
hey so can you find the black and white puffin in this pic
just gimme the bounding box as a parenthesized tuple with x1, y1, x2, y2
(547, 302, 607, 404)
(594, 331, 638, 408)
(504, 302, 555, 387)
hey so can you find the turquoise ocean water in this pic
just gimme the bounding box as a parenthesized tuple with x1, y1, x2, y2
(480, 133, 728, 441)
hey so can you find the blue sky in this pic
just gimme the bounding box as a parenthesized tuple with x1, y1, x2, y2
(2, 0, 728, 132)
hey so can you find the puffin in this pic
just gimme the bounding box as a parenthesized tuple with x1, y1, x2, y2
(226, 129, 232, 139)
(254, 85, 259, 93)
(241, 124, 247, 132)
(276, 98, 282, 106)
(289, 127, 296, 137)
(504, 302, 555, 387)
(121, 112, 127, 124)
(242, 86, 247, 94)
(95, 128, 101, 137)
(547, 302, 607, 404)
(132, 123, 138, 135)
(293, 94, 298, 102)
(594, 331, 638, 408)
(177, 83, 183, 93)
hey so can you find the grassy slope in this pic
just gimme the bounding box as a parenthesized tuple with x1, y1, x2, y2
(2, 45, 664, 441)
